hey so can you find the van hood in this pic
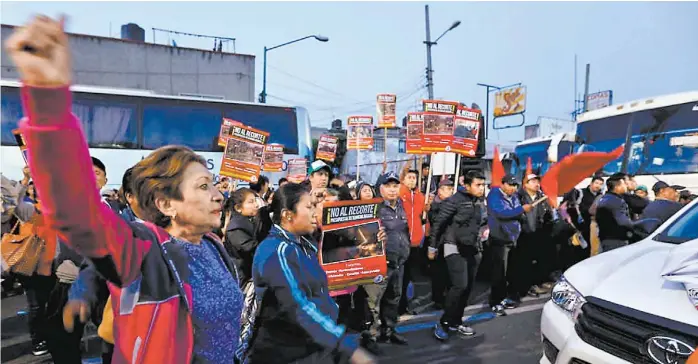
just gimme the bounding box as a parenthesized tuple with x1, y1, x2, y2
(565, 240, 698, 327)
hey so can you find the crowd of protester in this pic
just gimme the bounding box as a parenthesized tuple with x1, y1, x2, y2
(1, 15, 696, 364)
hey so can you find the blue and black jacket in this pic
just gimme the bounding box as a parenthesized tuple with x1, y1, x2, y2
(249, 225, 358, 363)
(486, 187, 525, 244)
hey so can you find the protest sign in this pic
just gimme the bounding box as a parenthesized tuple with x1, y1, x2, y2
(12, 129, 28, 165)
(263, 143, 284, 172)
(316, 135, 339, 162)
(376, 94, 397, 128)
(421, 100, 458, 153)
(286, 158, 308, 183)
(452, 105, 481, 157)
(319, 198, 387, 291)
(406, 112, 425, 154)
(218, 118, 243, 147)
(219, 124, 269, 183)
(347, 116, 374, 150)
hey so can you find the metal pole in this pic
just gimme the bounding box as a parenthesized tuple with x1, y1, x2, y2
(425, 5, 434, 99)
(574, 54, 578, 120)
(426, 153, 435, 196)
(384, 127, 388, 166)
(453, 154, 462, 196)
(484, 87, 490, 140)
(583, 63, 591, 112)
(260, 47, 268, 103)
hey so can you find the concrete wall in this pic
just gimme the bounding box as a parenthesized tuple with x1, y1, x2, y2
(1, 25, 255, 102)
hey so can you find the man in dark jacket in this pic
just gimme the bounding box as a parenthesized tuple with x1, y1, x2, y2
(513, 174, 553, 300)
(363, 171, 410, 347)
(426, 179, 455, 308)
(486, 174, 532, 316)
(623, 175, 649, 220)
(596, 173, 637, 252)
(641, 181, 685, 226)
(428, 171, 486, 340)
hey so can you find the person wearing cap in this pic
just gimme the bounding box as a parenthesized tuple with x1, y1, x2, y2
(362, 171, 410, 347)
(513, 173, 554, 301)
(428, 171, 486, 340)
(308, 160, 332, 190)
(426, 178, 455, 309)
(640, 181, 685, 226)
(680, 190, 697, 206)
(595, 173, 638, 253)
(622, 175, 648, 220)
(486, 174, 532, 316)
(635, 185, 649, 200)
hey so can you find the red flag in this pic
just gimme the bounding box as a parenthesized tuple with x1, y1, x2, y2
(525, 157, 533, 178)
(491, 146, 505, 188)
(541, 146, 624, 208)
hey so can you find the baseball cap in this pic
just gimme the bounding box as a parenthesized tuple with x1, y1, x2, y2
(439, 179, 454, 187)
(524, 173, 539, 182)
(636, 185, 648, 193)
(652, 181, 685, 194)
(502, 174, 519, 186)
(380, 171, 401, 186)
(308, 160, 331, 175)
(680, 190, 697, 199)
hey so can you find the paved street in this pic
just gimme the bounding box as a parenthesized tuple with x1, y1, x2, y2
(2, 291, 547, 364)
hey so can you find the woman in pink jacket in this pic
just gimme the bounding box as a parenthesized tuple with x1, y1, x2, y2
(6, 15, 244, 363)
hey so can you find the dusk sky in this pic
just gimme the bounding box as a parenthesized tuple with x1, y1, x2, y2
(3, 1, 697, 142)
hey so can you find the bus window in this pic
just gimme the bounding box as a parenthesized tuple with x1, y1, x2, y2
(72, 96, 138, 149)
(143, 103, 223, 152)
(223, 105, 298, 155)
(1, 87, 22, 146)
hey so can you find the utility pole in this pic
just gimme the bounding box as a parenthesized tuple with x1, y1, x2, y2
(583, 63, 591, 112)
(424, 5, 434, 99)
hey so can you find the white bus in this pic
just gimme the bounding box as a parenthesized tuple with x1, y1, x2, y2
(1, 80, 313, 188)
(511, 91, 698, 197)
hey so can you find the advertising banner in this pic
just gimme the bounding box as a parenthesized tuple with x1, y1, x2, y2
(376, 93, 397, 128)
(347, 116, 374, 150)
(218, 118, 243, 147)
(262, 143, 284, 172)
(585, 90, 613, 111)
(319, 198, 387, 291)
(219, 124, 269, 183)
(286, 158, 308, 183)
(494, 86, 526, 117)
(421, 100, 458, 152)
(316, 135, 339, 163)
(453, 105, 481, 157)
(406, 112, 424, 154)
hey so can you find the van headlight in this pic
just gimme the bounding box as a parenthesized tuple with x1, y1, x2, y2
(551, 276, 586, 317)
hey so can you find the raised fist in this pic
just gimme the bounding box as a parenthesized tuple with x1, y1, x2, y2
(5, 15, 71, 87)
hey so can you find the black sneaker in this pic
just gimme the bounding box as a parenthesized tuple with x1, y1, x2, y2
(384, 331, 408, 345)
(491, 304, 508, 316)
(360, 335, 383, 356)
(501, 298, 519, 309)
(32, 341, 48, 356)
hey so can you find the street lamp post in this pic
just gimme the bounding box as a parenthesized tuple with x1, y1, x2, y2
(476, 82, 521, 139)
(259, 35, 329, 103)
(424, 4, 460, 99)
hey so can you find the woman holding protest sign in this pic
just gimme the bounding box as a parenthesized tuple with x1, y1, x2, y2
(6, 15, 244, 363)
(249, 183, 375, 364)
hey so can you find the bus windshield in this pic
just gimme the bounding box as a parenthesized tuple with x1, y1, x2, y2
(577, 101, 698, 176)
(512, 139, 577, 179)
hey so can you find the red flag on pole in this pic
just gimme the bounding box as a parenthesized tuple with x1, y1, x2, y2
(491, 146, 505, 188)
(525, 157, 533, 178)
(541, 145, 624, 208)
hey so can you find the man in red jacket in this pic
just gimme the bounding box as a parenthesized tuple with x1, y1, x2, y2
(398, 166, 429, 314)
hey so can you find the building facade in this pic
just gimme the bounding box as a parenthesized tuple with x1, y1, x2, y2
(1, 24, 255, 102)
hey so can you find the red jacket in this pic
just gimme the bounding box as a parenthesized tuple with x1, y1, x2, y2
(19, 85, 239, 364)
(399, 185, 426, 247)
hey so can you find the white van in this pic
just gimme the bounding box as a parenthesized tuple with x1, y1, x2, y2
(539, 199, 698, 364)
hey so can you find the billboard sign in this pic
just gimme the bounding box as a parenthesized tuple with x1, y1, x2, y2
(494, 86, 527, 117)
(586, 90, 613, 111)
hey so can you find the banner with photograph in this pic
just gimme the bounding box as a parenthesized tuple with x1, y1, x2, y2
(421, 100, 458, 152)
(316, 135, 339, 162)
(376, 94, 397, 128)
(263, 143, 284, 172)
(494, 86, 526, 117)
(319, 198, 387, 291)
(347, 116, 374, 150)
(406, 112, 425, 154)
(218, 118, 243, 147)
(287, 158, 308, 183)
(452, 105, 481, 157)
(12, 129, 28, 165)
(220, 124, 269, 183)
